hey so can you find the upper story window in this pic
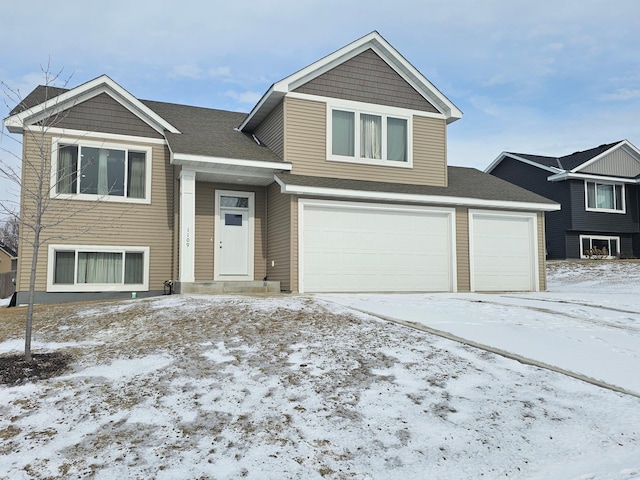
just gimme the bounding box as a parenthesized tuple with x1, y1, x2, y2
(585, 180, 625, 213)
(327, 102, 412, 168)
(52, 138, 152, 204)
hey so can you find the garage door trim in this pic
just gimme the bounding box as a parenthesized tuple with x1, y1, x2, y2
(298, 198, 457, 293)
(468, 209, 539, 292)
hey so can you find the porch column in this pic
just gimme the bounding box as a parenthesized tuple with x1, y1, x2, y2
(179, 169, 196, 283)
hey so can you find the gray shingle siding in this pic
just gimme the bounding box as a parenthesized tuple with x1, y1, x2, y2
(42, 93, 163, 138)
(294, 49, 439, 114)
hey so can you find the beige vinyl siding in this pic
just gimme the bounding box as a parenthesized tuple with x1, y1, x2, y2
(17, 132, 174, 293)
(455, 207, 470, 292)
(290, 196, 299, 293)
(194, 183, 214, 280)
(284, 96, 447, 186)
(538, 211, 547, 291)
(193, 183, 267, 282)
(266, 182, 292, 291)
(254, 101, 284, 159)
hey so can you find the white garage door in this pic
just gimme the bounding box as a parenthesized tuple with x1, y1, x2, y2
(300, 200, 455, 293)
(470, 210, 538, 292)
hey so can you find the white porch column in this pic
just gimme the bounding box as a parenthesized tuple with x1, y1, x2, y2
(179, 169, 196, 283)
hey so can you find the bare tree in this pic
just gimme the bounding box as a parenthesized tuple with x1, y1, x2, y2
(0, 214, 19, 252)
(1, 63, 110, 362)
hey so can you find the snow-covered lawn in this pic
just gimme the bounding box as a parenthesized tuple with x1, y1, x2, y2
(0, 261, 639, 479)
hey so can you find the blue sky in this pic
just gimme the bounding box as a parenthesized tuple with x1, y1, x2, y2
(1, 0, 640, 210)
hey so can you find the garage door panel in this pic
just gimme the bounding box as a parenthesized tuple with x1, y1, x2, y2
(471, 212, 537, 292)
(301, 202, 454, 293)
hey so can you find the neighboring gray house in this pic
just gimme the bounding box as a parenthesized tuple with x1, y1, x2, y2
(486, 140, 640, 259)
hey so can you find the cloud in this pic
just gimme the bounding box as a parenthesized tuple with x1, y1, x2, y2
(224, 90, 262, 105)
(170, 64, 231, 80)
(599, 88, 640, 101)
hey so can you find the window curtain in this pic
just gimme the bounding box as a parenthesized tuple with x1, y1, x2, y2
(56, 146, 76, 194)
(332, 110, 355, 156)
(360, 114, 382, 159)
(124, 252, 144, 284)
(596, 184, 614, 209)
(77, 252, 122, 284)
(387, 117, 407, 162)
(97, 149, 109, 195)
(127, 153, 146, 199)
(54, 251, 75, 284)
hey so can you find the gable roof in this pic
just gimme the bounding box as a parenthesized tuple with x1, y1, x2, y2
(3, 75, 180, 135)
(239, 31, 463, 132)
(276, 166, 559, 212)
(486, 140, 640, 181)
(0, 243, 17, 259)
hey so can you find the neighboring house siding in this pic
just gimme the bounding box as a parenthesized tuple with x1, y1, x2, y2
(266, 182, 292, 291)
(17, 133, 173, 294)
(490, 158, 571, 259)
(194, 183, 267, 282)
(0, 251, 14, 274)
(455, 207, 470, 292)
(294, 49, 439, 114)
(284, 96, 447, 186)
(254, 101, 284, 159)
(580, 149, 640, 177)
(50, 93, 163, 139)
(569, 181, 639, 233)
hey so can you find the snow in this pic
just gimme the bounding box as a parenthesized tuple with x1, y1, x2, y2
(0, 260, 639, 479)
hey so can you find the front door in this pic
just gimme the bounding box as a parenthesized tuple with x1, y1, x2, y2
(214, 190, 254, 280)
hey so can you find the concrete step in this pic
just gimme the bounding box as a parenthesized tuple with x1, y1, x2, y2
(176, 281, 281, 295)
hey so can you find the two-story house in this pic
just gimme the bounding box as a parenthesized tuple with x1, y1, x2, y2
(487, 141, 640, 259)
(4, 32, 559, 304)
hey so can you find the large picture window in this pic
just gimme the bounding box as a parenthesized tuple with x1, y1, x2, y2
(328, 105, 411, 167)
(48, 245, 149, 292)
(585, 181, 625, 213)
(52, 139, 151, 203)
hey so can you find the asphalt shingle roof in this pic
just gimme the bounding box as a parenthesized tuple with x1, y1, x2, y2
(141, 99, 284, 163)
(508, 141, 624, 172)
(277, 167, 557, 206)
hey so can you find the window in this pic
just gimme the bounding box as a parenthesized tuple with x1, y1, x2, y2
(580, 235, 619, 259)
(328, 105, 411, 167)
(585, 181, 625, 213)
(52, 139, 151, 203)
(48, 245, 149, 292)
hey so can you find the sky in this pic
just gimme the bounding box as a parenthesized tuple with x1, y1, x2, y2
(1, 0, 640, 211)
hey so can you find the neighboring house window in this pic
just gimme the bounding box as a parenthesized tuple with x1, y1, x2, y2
(48, 245, 149, 292)
(328, 104, 412, 167)
(580, 235, 619, 259)
(52, 139, 152, 204)
(585, 181, 625, 213)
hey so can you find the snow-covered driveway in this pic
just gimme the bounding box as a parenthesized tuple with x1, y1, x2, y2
(319, 261, 640, 395)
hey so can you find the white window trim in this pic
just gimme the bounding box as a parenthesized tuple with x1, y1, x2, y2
(579, 235, 620, 259)
(47, 244, 150, 292)
(326, 100, 413, 169)
(584, 180, 625, 214)
(50, 137, 153, 204)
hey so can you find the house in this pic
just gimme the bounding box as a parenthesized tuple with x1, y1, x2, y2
(486, 141, 640, 259)
(0, 243, 17, 273)
(3, 32, 559, 304)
